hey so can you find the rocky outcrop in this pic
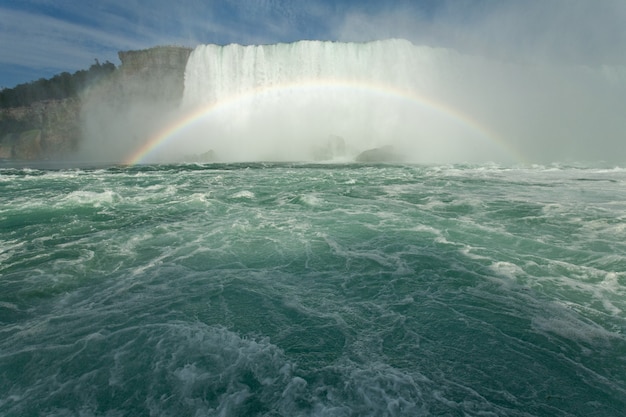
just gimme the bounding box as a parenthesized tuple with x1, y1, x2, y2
(117, 46, 192, 103)
(76, 46, 193, 163)
(183, 149, 217, 163)
(355, 145, 401, 163)
(0, 46, 193, 161)
(0, 98, 80, 160)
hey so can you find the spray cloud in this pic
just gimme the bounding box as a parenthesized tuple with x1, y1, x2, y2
(74, 1, 626, 165)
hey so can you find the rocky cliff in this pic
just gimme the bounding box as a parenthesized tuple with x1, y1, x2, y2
(0, 46, 192, 161)
(0, 98, 80, 160)
(116, 46, 192, 102)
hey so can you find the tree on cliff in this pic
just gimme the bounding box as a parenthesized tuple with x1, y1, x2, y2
(0, 60, 116, 108)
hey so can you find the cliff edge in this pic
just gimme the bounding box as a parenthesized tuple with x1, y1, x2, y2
(0, 46, 192, 161)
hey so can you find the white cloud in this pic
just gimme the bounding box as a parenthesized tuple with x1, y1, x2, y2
(0, 0, 335, 82)
(3, 0, 626, 89)
(0, 7, 145, 69)
(334, 0, 626, 66)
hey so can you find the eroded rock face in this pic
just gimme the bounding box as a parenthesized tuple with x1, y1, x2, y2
(117, 46, 192, 103)
(0, 46, 193, 161)
(14, 130, 42, 160)
(77, 46, 194, 163)
(0, 98, 80, 160)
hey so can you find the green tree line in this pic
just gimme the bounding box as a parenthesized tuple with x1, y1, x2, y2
(0, 60, 116, 108)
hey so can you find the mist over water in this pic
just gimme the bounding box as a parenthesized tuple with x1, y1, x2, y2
(5, 2, 626, 415)
(82, 38, 626, 166)
(4, 24, 626, 417)
(162, 39, 504, 164)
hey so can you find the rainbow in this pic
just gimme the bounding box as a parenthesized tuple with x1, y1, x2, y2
(124, 80, 524, 165)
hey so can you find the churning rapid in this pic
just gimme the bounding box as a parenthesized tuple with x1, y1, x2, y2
(142, 39, 518, 164)
(1, 162, 626, 416)
(2, 40, 626, 416)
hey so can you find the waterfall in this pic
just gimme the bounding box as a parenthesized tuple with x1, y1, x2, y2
(86, 41, 626, 165)
(174, 39, 499, 163)
(182, 39, 423, 107)
(134, 36, 621, 165)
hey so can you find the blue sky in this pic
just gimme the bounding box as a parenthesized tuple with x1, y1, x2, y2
(1, 0, 625, 88)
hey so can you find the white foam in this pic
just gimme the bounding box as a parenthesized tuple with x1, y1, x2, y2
(0, 301, 19, 311)
(315, 360, 431, 416)
(231, 190, 255, 199)
(62, 190, 119, 207)
(299, 193, 322, 206)
(459, 245, 490, 260)
(532, 312, 621, 346)
(489, 261, 525, 279)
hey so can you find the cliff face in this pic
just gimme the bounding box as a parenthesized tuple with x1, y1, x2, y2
(78, 46, 193, 163)
(117, 46, 192, 103)
(0, 46, 192, 161)
(119, 46, 192, 76)
(0, 98, 80, 160)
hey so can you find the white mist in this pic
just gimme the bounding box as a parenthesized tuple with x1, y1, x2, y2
(156, 39, 516, 164)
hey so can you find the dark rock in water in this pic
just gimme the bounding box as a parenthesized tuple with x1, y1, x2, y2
(184, 149, 217, 163)
(355, 145, 400, 162)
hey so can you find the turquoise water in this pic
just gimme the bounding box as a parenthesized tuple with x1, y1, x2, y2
(1, 162, 625, 416)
